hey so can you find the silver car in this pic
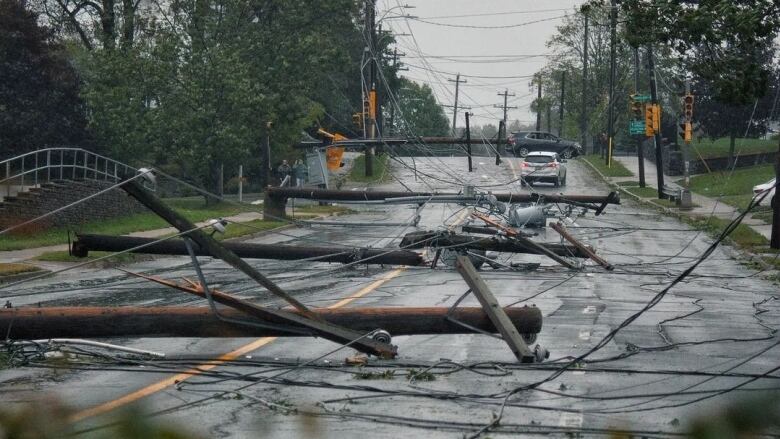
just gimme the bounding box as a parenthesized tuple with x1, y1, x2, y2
(520, 151, 567, 187)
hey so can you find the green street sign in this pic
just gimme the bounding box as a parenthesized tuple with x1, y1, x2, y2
(632, 94, 651, 103)
(629, 120, 645, 135)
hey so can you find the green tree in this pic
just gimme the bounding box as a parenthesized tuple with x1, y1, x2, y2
(395, 77, 449, 136)
(0, 0, 90, 158)
(620, 0, 780, 164)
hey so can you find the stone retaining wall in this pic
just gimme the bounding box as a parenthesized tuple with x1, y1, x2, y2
(0, 180, 147, 233)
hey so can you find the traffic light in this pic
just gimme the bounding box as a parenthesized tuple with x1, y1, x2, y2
(652, 103, 661, 131)
(352, 112, 363, 129)
(629, 95, 643, 120)
(683, 94, 694, 121)
(679, 122, 692, 143)
(645, 103, 655, 136)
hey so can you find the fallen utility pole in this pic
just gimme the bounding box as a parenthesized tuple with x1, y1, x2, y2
(455, 255, 537, 362)
(120, 179, 397, 358)
(264, 187, 620, 219)
(294, 136, 510, 149)
(400, 231, 590, 259)
(471, 212, 579, 270)
(72, 234, 424, 266)
(1, 306, 543, 339)
(550, 222, 614, 270)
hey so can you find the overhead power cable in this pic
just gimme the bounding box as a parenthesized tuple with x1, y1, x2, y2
(407, 14, 567, 30)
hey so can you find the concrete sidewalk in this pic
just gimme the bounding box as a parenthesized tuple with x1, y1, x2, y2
(612, 156, 773, 240)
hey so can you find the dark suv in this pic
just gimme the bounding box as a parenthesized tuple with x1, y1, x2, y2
(508, 131, 582, 159)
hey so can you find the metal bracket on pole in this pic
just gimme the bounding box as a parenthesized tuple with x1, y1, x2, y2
(455, 255, 538, 363)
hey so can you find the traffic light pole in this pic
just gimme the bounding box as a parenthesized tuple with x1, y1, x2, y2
(605, 0, 617, 167)
(682, 79, 691, 188)
(634, 47, 645, 188)
(647, 45, 665, 198)
(580, 12, 589, 154)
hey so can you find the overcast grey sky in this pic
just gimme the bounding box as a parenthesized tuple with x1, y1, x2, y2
(381, 0, 583, 129)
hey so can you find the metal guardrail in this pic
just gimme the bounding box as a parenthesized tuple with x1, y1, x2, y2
(0, 148, 137, 198)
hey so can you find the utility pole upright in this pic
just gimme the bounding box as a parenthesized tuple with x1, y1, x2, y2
(647, 45, 666, 198)
(771, 138, 780, 249)
(535, 74, 542, 131)
(465, 112, 473, 172)
(581, 12, 590, 154)
(261, 121, 272, 188)
(634, 47, 646, 188)
(449, 73, 466, 135)
(559, 71, 566, 137)
(497, 119, 504, 165)
(494, 89, 517, 155)
(388, 47, 407, 136)
(605, 0, 617, 166)
(546, 101, 552, 133)
(364, 0, 377, 177)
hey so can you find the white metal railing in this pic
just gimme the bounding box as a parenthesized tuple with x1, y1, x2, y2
(0, 148, 138, 199)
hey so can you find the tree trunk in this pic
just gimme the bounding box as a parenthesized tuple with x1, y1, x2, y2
(120, 0, 135, 48)
(100, 0, 116, 49)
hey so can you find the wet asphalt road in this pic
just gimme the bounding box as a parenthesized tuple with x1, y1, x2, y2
(2, 155, 779, 438)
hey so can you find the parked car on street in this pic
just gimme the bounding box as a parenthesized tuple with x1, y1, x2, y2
(520, 151, 567, 187)
(753, 178, 776, 207)
(508, 131, 583, 159)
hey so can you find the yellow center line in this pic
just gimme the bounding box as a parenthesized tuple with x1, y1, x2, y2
(69, 267, 406, 423)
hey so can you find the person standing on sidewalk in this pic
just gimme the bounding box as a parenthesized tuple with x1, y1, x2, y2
(293, 159, 307, 187)
(277, 160, 292, 186)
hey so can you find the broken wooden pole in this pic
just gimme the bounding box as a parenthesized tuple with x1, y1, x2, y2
(455, 255, 536, 362)
(120, 179, 397, 358)
(0, 306, 543, 339)
(550, 222, 614, 270)
(72, 234, 424, 266)
(400, 231, 590, 259)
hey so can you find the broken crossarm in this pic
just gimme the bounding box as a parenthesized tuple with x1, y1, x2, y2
(72, 234, 424, 266)
(550, 222, 614, 271)
(0, 306, 542, 339)
(120, 179, 396, 358)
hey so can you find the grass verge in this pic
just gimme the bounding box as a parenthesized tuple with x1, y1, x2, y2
(624, 186, 658, 198)
(582, 154, 633, 177)
(682, 164, 774, 211)
(349, 153, 391, 183)
(0, 198, 256, 251)
(684, 215, 769, 252)
(689, 137, 778, 159)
